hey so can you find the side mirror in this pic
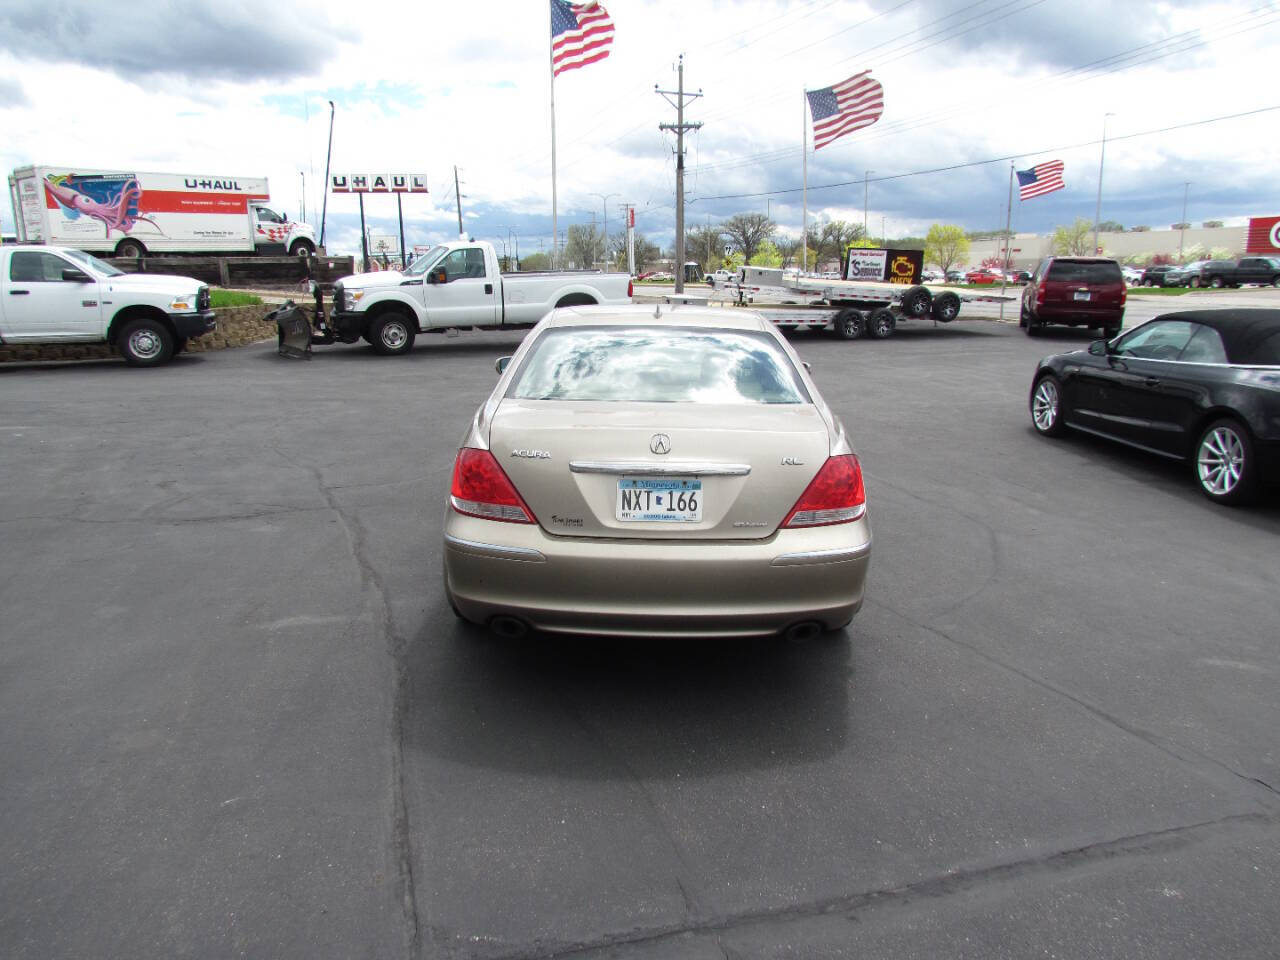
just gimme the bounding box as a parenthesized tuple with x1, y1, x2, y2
(62, 269, 92, 282)
(495, 356, 511, 375)
(1088, 340, 1109, 356)
(429, 268, 447, 285)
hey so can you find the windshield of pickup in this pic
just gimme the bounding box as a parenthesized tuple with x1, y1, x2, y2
(404, 246, 448, 276)
(62, 248, 125, 277)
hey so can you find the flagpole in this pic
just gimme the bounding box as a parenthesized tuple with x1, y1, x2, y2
(801, 90, 808, 275)
(549, 22, 558, 269)
(999, 161, 1013, 322)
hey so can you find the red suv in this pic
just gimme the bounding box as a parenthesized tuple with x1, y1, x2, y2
(1021, 257, 1126, 337)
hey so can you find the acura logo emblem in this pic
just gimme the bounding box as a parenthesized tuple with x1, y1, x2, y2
(650, 434, 671, 455)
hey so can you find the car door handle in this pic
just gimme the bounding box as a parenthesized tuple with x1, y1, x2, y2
(9, 289, 30, 295)
(1144, 377, 1161, 387)
(484, 283, 493, 295)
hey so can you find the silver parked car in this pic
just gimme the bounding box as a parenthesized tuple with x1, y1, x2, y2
(442, 305, 872, 639)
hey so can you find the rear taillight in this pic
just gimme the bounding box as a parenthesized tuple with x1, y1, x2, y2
(627, 279, 633, 298)
(1120, 288, 1127, 305)
(1036, 282, 1046, 305)
(782, 454, 866, 528)
(450, 448, 536, 524)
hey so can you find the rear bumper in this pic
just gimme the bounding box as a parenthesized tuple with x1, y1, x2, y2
(442, 511, 872, 637)
(1031, 307, 1124, 327)
(169, 310, 217, 339)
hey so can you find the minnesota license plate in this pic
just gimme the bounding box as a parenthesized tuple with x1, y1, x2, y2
(1073, 291, 1092, 301)
(616, 477, 703, 522)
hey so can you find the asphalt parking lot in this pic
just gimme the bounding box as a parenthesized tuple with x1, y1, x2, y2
(2, 315, 1278, 959)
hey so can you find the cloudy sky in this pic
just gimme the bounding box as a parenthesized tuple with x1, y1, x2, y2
(1, 0, 1277, 257)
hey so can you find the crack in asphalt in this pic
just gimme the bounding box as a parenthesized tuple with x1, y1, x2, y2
(277, 442, 423, 960)
(871, 597, 1280, 808)
(482, 813, 1273, 960)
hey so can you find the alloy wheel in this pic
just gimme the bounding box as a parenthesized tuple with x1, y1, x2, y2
(1197, 426, 1245, 496)
(1032, 378, 1059, 432)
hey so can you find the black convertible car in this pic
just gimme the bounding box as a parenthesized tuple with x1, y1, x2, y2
(1029, 309, 1280, 504)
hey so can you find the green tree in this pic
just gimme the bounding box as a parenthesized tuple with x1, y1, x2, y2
(685, 224, 724, 272)
(722, 251, 745, 272)
(748, 239, 783, 267)
(722, 213, 776, 265)
(632, 233, 661, 273)
(1097, 220, 1124, 233)
(1203, 220, 1224, 229)
(1051, 218, 1094, 256)
(519, 252, 551, 271)
(924, 224, 969, 275)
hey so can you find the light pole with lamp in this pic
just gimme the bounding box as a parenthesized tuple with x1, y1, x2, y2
(1093, 113, 1115, 256)
(863, 171, 875, 238)
(588, 192, 619, 269)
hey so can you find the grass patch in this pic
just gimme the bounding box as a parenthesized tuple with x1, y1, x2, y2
(1129, 287, 1192, 296)
(210, 290, 263, 308)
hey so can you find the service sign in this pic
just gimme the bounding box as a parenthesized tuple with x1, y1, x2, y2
(330, 174, 428, 194)
(844, 247, 924, 285)
(1245, 216, 1280, 254)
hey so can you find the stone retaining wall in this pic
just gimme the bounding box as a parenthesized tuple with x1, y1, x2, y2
(0, 303, 285, 363)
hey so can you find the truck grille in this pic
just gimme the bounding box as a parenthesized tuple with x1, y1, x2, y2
(197, 286, 211, 311)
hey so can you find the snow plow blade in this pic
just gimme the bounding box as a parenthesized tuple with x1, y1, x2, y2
(270, 301, 312, 359)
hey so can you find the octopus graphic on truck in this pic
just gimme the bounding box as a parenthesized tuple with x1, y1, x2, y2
(42, 173, 164, 238)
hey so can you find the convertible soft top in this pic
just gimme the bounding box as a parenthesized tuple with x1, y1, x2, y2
(1155, 309, 1280, 365)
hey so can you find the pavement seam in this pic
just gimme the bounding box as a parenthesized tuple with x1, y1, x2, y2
(871, 597, 1280, 808)
(481, 813, 1273, 960)
(275, 441, 424, 960)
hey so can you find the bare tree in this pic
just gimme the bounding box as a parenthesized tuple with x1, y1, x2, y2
(684, 223, 723, 272)
(564, 224, 605, 268)
(805, 220, 865, 267)
(774, 235, 802, 268)
(721, 213, 776, 265)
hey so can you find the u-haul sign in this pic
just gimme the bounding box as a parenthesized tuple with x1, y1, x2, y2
(330, 174, 428, 194)
(1245, 216, 1280, 254)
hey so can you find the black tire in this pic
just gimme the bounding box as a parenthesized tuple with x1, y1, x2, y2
(1193, 418, 1257, 505)
(1190, 276, 1201, 289)
(1210, 275, 1224, 289)
(115, 239, 145, 259)
(119, 318, 174, 366)
(867, 308, 896, 339)
(833, 309, 864, 340)
(1019, 301, 1030, 329)
(1029, 373, 1066, 437)
(290, 239, 316, 257)
(931, 291, 961, 322)
(1025, 309, 1044, 336)
(1272, 276, 1280, 288)
(900, 285, 932, 318)
(369, 312, 416, 356)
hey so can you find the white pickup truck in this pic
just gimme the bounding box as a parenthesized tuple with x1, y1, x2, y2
(0, 244, 215, 365)
(322, 239, 632, 355)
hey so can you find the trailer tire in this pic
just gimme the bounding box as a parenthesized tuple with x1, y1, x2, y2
(115, 239, 146, 259)
(867, 309, 896, 339)
(931, 291, 961, 322)
(900, 285, 932, 318)
(834, 309, 864, 340)
(369, 311, 416, 356)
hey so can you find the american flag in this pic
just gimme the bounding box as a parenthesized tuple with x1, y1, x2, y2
(551, 1, 615, 77)
(805, 71, 884, 150)
(1017, 161, 1065, 200)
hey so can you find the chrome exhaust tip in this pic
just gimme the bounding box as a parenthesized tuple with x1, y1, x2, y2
(489, 615, 530, 639)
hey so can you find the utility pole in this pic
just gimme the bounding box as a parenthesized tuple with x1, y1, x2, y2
(657, 54, 702, 294)
(453, 166, 465, 238)
(1179, 182, 1190, 262)
(863, 170, 875, 238)
(621, 203, 636, 277)
(320, 100, 334, 250)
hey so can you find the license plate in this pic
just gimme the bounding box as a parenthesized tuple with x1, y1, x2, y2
(616, 477, 703, 522)
(1073, 291, 1092, 301)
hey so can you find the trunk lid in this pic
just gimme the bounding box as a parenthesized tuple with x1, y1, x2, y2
(488, 400, 832, 539)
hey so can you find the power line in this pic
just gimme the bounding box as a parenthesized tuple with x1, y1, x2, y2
(688, 104, 1280, 202)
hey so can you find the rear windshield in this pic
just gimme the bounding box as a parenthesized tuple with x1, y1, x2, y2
(1046, 260, 1123, 284)
(508, 326, 811, 404)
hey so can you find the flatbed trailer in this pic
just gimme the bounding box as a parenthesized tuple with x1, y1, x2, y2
(711, 267, 1013, 339)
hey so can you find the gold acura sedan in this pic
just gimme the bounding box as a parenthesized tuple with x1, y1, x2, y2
(442, 305, 871, 640)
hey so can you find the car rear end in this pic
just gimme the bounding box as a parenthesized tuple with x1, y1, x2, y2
(442, 308, 871, 638)
(1029, 258, 1126, 332)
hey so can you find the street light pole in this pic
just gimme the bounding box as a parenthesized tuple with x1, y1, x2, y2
(863, 171, 875, 238)
(1093, 113, 1115, 256)
(1179, 182, 1190, 262)
(588, 192, 619, 269)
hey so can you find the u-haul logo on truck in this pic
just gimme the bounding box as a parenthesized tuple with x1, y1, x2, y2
(183, 179, 245, 191)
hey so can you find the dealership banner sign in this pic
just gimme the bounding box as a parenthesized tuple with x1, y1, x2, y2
(1246, 216, 1280, 254)
(330, 174, 428, 194)
(844, 246, 924, 285)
